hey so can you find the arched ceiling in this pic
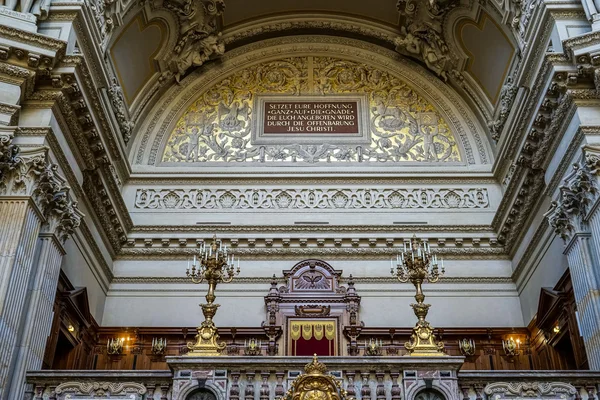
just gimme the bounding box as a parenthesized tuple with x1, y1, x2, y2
(221, 0, 399, 27)
(101, 0, 520, 158)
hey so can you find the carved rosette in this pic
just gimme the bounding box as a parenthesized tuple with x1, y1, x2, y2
(0, 135, 83, 242)
(545, 146, 600, 244)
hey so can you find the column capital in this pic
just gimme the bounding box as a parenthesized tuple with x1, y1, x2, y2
(546, 145, 600, 244)
(0, 132, 82, 241)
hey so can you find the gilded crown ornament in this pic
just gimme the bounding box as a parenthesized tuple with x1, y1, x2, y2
(304, 354, 328, 375)
(392, 235, 446, 356)
(185, 235, 240, 356)
(280, 355, 354, 400)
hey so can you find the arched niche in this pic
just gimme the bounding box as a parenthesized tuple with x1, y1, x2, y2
(131, 35, 494, 171)
(186, 388, 218, 400)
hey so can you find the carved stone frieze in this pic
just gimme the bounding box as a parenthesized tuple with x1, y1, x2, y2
(54, 381, 147, 396)
(133, 187, 489, 210)
(484, 382, 577, 400)
(394, 0, 457, 81)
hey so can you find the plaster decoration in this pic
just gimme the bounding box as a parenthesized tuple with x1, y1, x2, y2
(0, 132, 21, 191)
(395, 0, 457, 81)
(483, 382, 577, 400)
(139, 37, 489, 166)
(133, 187, 490, 210)
(545, 148, 600, 243)
(89, 0, 137, 47)
(488, 72, 518, 141)
(161, 56, 461, 164)
(164, 0, 225, 82)
(107, 77, 134, 143)
(545, 201, 574, 242)
(54, 381, 147, 396)
(510, 0, 541, 41)
(83, 168, 128, 253)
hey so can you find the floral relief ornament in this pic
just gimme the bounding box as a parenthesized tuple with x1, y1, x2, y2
(162, 57, 461, 164)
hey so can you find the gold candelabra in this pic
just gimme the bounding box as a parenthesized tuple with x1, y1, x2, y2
(185, 235, 240, 356)
(391, 235, 445, 356)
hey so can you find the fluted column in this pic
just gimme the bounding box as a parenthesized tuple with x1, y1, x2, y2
(7, 234, 66, 396)
(0, 134, 82, 400)
(0, 198, 42, 398)
(546, 145, 600, 369)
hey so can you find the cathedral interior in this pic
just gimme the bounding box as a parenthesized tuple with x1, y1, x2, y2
(2, 0, 600, 398)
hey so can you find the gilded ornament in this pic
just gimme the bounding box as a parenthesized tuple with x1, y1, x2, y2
(162, 56, 461, 164)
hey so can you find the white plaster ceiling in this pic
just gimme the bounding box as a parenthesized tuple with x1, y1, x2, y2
(222, 0, 400, 26)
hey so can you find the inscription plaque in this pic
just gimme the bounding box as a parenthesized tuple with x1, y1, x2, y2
(263, 100, 359, 135)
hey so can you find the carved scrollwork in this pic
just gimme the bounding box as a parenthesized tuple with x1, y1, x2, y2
(484, 382, 577, 400)
(54, 381, 147, 396)
(489, 73, 518, 141)
(162, 56, 461, 164)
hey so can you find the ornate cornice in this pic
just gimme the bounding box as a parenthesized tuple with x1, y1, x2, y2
(129, 224, 496, 233)
(111, 275, 513, 284)
(117, 246, 507, 260)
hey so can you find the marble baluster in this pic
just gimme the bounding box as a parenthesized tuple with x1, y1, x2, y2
(260, 372, 270, 400)
(275, 371, 285, 398)
(245, 371, 256, 400)
(346, 371, 357, 399)
(231, 371, 242, 400)
(390, 372, 401, 400)
(375, 372, 385, 400)
(361, 372, 372, 400)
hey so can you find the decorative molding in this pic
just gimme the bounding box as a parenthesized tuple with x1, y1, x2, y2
(138, 36, 489, 167)
(483, 382, 577, 399)
(117, 246, 508, 260)
(111, 276, 514, 284)
(133, 187, 490, 211)
(129, 224, 497, 233)
(54, 381, 147, 396)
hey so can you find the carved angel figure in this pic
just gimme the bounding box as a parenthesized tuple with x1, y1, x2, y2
(167, 0, 226, 82)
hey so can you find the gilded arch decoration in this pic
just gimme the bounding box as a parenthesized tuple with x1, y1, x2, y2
(160, 56, 462, 164)
(133, 36, 492, 166)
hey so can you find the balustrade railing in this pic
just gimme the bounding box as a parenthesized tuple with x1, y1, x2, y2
(25, 357, 600, 400)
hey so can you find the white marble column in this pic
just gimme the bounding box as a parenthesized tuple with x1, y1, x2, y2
(0, 199, 42, 399)
(546, 145, 600, 369)
(0, 134, 82, 400)
(7, 233, 65, 397)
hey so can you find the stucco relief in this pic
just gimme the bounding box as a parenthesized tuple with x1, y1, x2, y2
(133, 187, 489, 210)
(160, 56, 462, 164)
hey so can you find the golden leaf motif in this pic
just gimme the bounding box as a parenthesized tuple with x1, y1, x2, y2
(162, 56, 460, 163)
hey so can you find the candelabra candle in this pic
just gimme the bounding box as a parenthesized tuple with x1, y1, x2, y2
(391, 235, 446, 356)
(184, 234, 241, 356)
